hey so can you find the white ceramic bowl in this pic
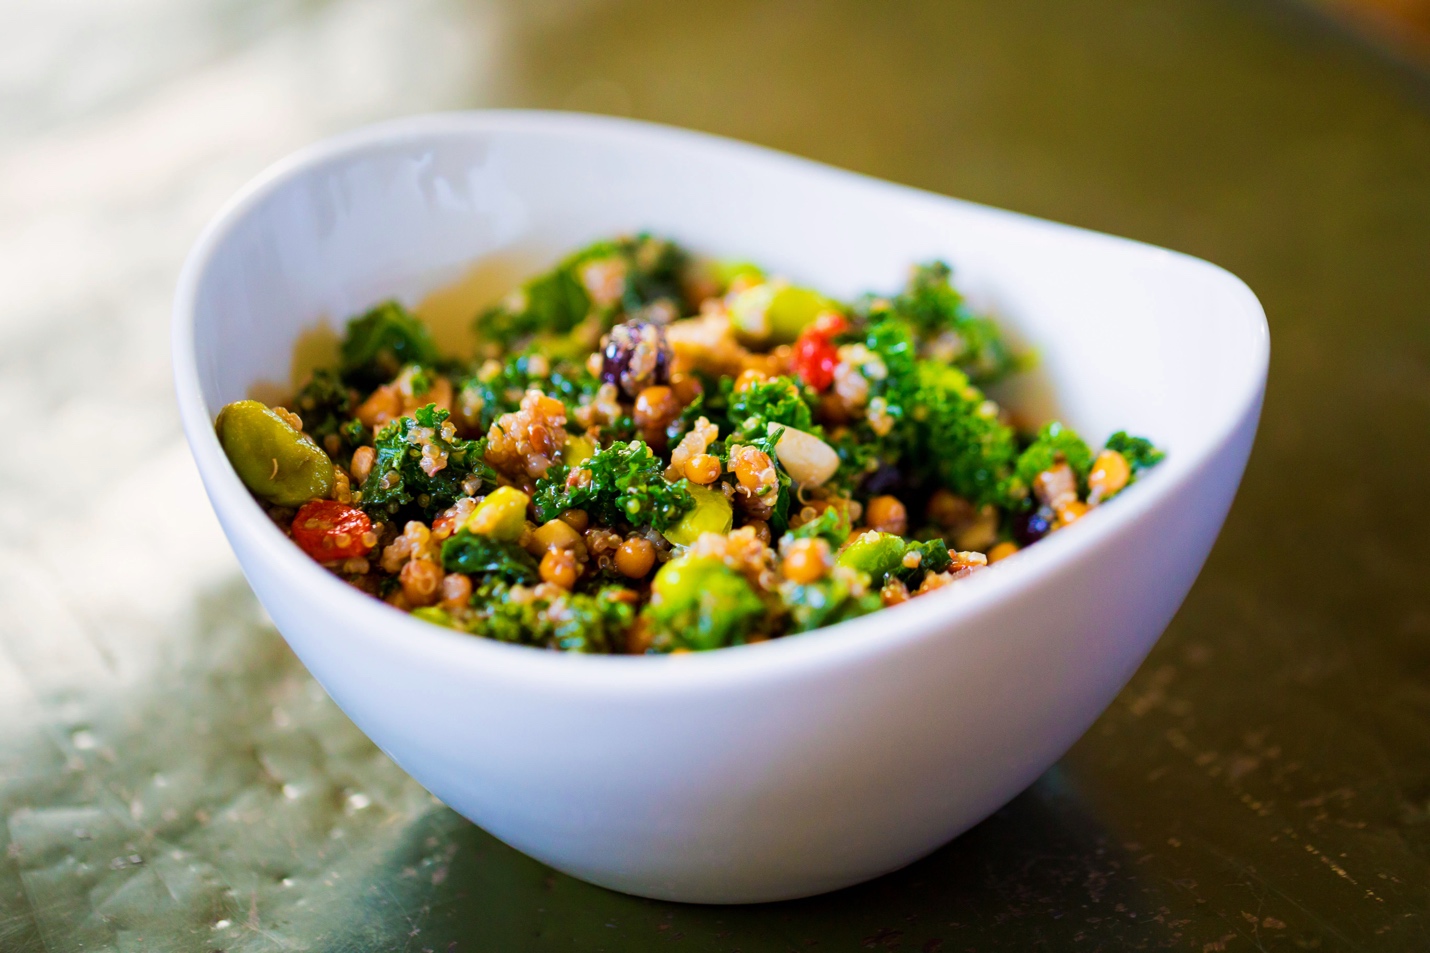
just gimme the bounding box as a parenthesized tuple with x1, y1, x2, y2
(173, 111, 1268, 904)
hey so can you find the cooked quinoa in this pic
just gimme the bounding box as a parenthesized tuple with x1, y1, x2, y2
(216, 235, 1164, 654)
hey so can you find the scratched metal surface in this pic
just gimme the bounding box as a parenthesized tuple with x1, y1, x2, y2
(1, 0, 1428, 950)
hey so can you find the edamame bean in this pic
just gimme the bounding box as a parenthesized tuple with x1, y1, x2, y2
(216, 400, 335, 506)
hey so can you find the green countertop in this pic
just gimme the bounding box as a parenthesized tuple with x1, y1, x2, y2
(1, 0, 1427, 949)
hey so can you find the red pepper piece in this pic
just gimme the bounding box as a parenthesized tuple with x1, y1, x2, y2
(792, 328, 841, 391)
(291, 500, 374, 561)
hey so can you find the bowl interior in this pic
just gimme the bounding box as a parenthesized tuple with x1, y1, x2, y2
(190, 113, 1266, 466)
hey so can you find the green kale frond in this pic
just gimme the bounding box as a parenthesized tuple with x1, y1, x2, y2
(360, 404, 496, 520)
(440, 529, 539, 584)
(780, 575, 883, 634)
(456, 354, 598, 434)
(474, 234, 688, 352)
(726, 375, 820, 442)
(785, 505, 852, 549)
(862, 262, 1022, 385)
(1002, 421, 1094, 508)
(340, 301, 439, 388)
(533, 439, 694, 530)
(292, 368, 366, 461)
(465, 580, 634, 653)
(909, 361, 1020, 508)
(1104, 431, 1166, 475)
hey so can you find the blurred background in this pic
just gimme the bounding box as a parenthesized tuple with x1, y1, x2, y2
(1, 0, 1427, 950)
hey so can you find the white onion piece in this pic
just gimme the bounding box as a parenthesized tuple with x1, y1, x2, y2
(769, 422, 840, 487)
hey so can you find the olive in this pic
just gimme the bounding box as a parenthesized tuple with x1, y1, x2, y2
(661, 483, 733, 546)
(216, 400, 335, 506)
(1012, 508, 1053, 546)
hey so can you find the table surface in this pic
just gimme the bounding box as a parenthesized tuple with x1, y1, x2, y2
(1, 0, 1427, 950)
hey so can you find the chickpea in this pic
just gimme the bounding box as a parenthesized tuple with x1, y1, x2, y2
(399, 558, 443, 607)
(781, 538, 831, 584)
(987, 541, 1020, 563)
(926, 488, 974, 529)
(733, 368, 768, 392)
(440, 572, 473, 609)
(1056, 500, 1090, 526)
(558, 508, 590, 532)
(864, 495, 908, 536)
(732, 446, 775, 492)
(634, 386, 681, 432)
(539, 549, 579, 589)
(683, 453, 722, 485)
(1088, 449, 1131, 501)
(350, 445, 376, 484)
(615, 537, 656, 579)
(670, 372, 704, 406)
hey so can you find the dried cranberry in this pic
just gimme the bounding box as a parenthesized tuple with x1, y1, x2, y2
(1012, 508, 1053, 546)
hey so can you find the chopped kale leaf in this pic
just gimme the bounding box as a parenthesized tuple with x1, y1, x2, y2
(533, 439, 694, 530)
(440, 529, 539, 584)
(781, 575, 882, 634)
(1105, 431, 1166, 475)
(1002, 422, 1094, 509)
(465, 580, 634, 653)
(474, 234, 688, 352)
(360, 404, 496, 520)
(340, 300, 439, 388)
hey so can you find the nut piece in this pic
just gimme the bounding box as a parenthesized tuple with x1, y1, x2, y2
(768, 423, 840, 487)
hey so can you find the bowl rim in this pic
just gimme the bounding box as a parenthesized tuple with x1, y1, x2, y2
(172, 109, 1269, 691)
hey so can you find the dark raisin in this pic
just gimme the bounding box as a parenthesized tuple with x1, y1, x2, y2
(600, 321, 670, 397)
(1012, 508, 1053, 546)
(861, 463, 903, 496)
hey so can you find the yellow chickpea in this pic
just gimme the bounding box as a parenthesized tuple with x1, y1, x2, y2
(614, 537, 656, 579)
(732, 446, 774, 491)
(781, 538, 831, 584)
(539, 549, 579, 589)
(733, 368, 768, 392)
(1088, 449, 1131, 501)
(439, 572, 473, 610)
(557, 508, 590, 532)
(864, 495, 909, 536)
(683, 453, 722, 485)
(987, 541, 1020, 564)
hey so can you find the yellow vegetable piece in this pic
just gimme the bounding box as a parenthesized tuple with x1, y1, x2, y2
(661, 484, 733, 546)
(466, 486, 531, 541)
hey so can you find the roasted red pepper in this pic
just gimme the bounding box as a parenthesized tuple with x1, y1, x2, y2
(291, 500, 374, 561)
